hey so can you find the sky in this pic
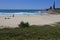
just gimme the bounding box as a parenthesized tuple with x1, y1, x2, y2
(0, 0, 60, 9)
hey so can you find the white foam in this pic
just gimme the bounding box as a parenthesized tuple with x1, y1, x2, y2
(0, 11, 48, 16)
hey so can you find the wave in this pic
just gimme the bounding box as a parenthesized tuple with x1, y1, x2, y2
(0, 11, 48, 16)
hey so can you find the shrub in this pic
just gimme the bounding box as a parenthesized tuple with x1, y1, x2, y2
(24, 22, 29, 27)
(18, 21, 25, 28)
(18, 21, 30, 28)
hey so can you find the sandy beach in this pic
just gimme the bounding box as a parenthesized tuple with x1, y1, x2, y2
(0, 15, 60, 28)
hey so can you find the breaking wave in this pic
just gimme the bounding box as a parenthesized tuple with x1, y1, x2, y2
(0, 11, 48, 16)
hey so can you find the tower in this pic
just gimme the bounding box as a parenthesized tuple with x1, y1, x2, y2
(53, 1, 55, 10)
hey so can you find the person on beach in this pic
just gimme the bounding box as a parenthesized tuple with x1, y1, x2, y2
(12, 14, 14, 17)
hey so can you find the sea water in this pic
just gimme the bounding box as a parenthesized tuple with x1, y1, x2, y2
(0, 10, 47, 16)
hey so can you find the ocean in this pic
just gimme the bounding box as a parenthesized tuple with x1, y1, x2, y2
(0, 9, 47, 16)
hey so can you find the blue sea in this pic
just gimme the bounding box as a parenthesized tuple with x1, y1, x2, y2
(0, 9, 46, 16)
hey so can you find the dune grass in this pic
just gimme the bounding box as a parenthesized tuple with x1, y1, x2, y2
(0, 22, 60, 40)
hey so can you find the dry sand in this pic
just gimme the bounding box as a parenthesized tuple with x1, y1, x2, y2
(0, 15, 60, 28)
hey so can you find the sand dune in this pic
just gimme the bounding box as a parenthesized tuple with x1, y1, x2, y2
(0, 15, 60, 28)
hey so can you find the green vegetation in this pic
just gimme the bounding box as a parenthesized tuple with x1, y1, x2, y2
(46, 8, 60, 13)
(0, 22, 60, 40)
(55, 8, 60, 13)
(18, 21, 30, 28)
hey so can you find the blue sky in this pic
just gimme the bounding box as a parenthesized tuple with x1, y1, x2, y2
(0, 0, 60, 9)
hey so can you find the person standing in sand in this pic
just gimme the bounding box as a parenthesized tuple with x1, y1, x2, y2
(12, 14, 14, 17)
